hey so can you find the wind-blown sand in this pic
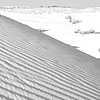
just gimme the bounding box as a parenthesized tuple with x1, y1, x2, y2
(0, 14, 100, 99)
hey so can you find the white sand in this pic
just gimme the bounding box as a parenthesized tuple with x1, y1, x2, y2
(0, 10, 100, 99)
(0, 7, 100, 58)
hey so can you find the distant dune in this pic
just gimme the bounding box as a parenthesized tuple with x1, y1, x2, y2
(0, 6, 100, 14)
(0, 15, 100, 100)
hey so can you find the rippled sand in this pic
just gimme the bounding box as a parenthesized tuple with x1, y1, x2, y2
(0, 15, 100, 100)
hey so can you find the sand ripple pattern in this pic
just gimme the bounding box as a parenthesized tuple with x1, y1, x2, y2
(0, 15, 100, 100)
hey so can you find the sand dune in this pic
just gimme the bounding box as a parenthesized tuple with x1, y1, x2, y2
(0, 15, 100, 100)
(1, 6, 100, 58)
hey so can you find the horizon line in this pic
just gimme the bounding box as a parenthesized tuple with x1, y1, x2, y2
(0, 5, 100, 9)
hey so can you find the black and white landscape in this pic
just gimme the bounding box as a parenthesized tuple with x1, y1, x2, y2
(0, 6, 100, 100)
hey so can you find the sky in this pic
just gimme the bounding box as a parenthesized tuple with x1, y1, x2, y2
(0, 0, 100, 8)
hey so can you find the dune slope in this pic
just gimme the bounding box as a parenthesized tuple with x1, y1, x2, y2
(0, 15, 100, 100)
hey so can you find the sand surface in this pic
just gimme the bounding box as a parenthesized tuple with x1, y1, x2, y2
(0, 14, 100, 99)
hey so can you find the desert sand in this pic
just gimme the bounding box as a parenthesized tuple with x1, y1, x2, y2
(0, 14, 100, 99)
